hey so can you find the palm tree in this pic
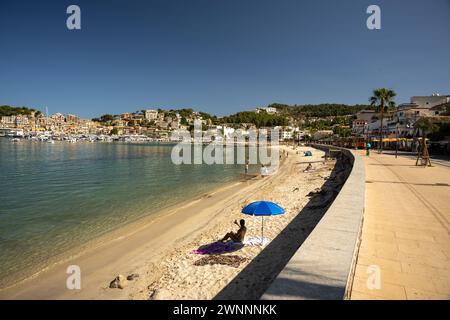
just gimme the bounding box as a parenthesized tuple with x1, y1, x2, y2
(369, 88, 396, 153)
(413, 117, 437, 166)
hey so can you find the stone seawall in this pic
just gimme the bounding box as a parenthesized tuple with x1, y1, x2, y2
(262, 145, 365, 300)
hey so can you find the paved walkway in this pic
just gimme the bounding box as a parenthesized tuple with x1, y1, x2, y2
(350, 152, 450, 300)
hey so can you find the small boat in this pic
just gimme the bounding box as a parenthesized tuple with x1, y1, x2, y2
(10, 138, 20, 142)
(47, 139, 55, 144)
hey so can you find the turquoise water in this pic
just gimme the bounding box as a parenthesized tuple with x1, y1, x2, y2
(0, 140, 249, 286)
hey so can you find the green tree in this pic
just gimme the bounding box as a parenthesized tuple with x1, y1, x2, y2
(428, 122, 450, 141)
(220, 111, 288, 128)
(334, 126, 351, 138)
(0, 105, 38, 116)
(369, 88, 396, 153)
(269, 103, 374, 117)
(180, 117, 189, 125)
(99, 114, 114, 123)
(110, 127, 118, 135)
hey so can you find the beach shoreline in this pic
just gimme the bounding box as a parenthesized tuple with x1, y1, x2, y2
(0, 145, 337, 300)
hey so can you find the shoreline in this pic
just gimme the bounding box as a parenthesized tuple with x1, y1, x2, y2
(0, 149, 288, 299)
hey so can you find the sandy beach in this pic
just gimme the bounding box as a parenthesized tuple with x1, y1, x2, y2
(0, 145, 345, 300)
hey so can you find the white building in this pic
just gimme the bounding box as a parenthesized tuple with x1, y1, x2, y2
(355, 110, 377, 122)
(281, 130, 293, 140)
(255, 107, 277, 114)
(351, 119, 367, 134)
(385, 105, 433, 137)
(350, 110, 377, 134)
(145, 109, 159, 121)
(1, 115, 16, 125)
(265, 107, 277, 114)
(430, 103, 449, 116)
(368, 94, 449, 138)
(51, 113, 65, 122)
(410, 94, 449, 109)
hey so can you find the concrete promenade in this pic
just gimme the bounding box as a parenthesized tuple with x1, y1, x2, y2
(263, 148, 365, 300)
(350, 151, 450, 300)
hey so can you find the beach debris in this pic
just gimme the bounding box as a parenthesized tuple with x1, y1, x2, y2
(306, 189, 326, 197)
(126, 273, 139, 281)
(292, 187, 299, 192)
(193, 255, 248, 268)
(149, 288, 171, 300)
(307, 188, 339, 210)
(109, 274, 128, 289)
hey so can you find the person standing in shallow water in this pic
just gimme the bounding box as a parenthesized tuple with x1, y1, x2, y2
(219, 219, 247, 243)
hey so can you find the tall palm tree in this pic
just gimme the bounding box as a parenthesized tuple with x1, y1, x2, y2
(369, 88, 396, 153)
(413, 117, 437, 166)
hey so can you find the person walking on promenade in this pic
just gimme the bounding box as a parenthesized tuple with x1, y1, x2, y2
(366, 142, 371, 156)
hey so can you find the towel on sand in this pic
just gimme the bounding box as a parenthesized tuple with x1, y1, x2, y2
(191, 241, 243, 255)
(243, 236, 270, 246)
(193, 255, 248, 268)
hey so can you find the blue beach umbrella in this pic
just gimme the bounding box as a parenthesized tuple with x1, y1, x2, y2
(241, 201, 285, 245)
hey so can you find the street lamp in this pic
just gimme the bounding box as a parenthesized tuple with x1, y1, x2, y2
(395, 120, 399, 158)
(366, 123, 369, 143)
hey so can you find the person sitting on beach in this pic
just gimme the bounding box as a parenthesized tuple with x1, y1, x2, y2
(303, 163, 313, 172)
(219, 219, 247, 243)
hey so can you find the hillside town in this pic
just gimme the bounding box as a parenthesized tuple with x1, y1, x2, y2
(0, 105, 302, 142)
(1, 93, 449, 153)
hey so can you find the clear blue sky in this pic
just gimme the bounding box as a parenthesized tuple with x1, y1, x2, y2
(1, 0, 449, 118)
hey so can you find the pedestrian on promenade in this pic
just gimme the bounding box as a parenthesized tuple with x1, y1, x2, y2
(366, 142, 371, 156)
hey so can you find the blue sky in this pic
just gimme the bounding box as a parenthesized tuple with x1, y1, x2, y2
(0, 0, 449, 118)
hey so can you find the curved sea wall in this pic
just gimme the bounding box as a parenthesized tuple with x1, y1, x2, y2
(262, 145, 365, 300)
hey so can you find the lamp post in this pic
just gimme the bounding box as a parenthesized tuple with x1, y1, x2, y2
(364, 123, 369, 146)
(395, 121, 399, 158)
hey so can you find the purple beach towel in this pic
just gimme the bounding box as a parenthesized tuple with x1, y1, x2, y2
(191, 241, 243, 255)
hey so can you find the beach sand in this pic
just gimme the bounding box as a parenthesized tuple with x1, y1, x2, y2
(144, 146, 342, 300)
(0, 145, 343, 300)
